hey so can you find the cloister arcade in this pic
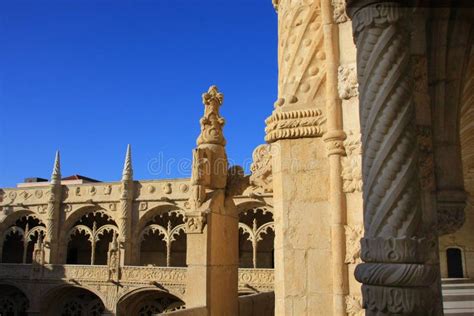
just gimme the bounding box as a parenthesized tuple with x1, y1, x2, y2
(0, 176, 275, 315)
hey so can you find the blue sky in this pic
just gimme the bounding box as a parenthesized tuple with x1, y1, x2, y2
(0, 0, 278, 187)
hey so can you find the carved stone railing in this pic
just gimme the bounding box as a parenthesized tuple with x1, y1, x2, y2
(121, 265, 186, 287)
(238, 268, 274, 293)
(0, 264, 273, 293)
(0, 264, 186, 286)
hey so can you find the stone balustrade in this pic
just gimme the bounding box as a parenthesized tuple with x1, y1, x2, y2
(0, 264, 274, 294)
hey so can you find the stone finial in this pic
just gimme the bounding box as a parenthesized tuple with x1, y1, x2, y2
(51, 151, 61, 185)
(197, 85, 226, 146)
(122, 144, 133, 181)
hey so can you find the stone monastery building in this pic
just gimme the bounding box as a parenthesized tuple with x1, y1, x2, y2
(0, 0, 473, 315)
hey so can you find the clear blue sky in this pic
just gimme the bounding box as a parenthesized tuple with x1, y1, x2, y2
(0, 0, 278, 187)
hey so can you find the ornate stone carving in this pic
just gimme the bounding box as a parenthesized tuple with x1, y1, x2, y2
(344, 224, 363, 264)
(266, 0, 327, 143)
(197, 85, 225, 146)
(332, 0, 349, 23)
(345, 295, 363, 316)
(338, 63, 358, 99)
(341, 132, 362, 193)
(347, 2, 438, 314)
(265, 109, 327, 143)
(323, 130, 346, 156)
(249, 144, 273, 193)
(238, 268, 274, 292)
(185, 213, 206, 234)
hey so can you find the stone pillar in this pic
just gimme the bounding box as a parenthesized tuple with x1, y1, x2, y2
(346, 1, 439, 315)
(267, 1, 338, 315)
(184, 86, 238, 315)
(45, 151, 61, 264)
(118, 145, 133, 265)
(321, 1, 349, 315)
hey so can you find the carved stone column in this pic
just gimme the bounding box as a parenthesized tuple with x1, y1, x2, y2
(346, 1, 439, 315)
(268, 0, 343, 315)
(184, 86, 238, 315)
(118, 145, 133, 265)
(45, 151, 61, 263)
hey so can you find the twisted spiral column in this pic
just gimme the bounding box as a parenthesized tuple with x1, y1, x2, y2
(347, 1, 438, 315)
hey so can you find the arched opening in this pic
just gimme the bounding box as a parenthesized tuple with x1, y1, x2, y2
(117, 289, 184, 316)
(139, 210, 186, 267)
(239, 207, 274, 269)
(447, 248, 465, 278)
(66, 211, 117, 265)
(41, 286, 105, 316)
(1, 215, 45, 264)
(0, 284, 29, 316)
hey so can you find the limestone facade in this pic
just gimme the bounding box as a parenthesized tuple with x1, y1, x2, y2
(1, 1, 474, 315)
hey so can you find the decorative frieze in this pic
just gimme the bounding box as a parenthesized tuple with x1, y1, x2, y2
(264, 109, 326, 143)
(338, 63, 358, 100)
(238, 268, 274, 292)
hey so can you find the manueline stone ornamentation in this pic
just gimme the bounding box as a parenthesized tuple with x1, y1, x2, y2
(345, 295, 364, 316)
(347, 2, 438, 314)
(341, 132, 362, 193)
(345, 224, 363, 264)
(332, 0, 349, 24)
(249, 144, 273, 193)
(197, 85, 225, 146)
(338, 63, 358, 100)
(265, 109, 327, 143)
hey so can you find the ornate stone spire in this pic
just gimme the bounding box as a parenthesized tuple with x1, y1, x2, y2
(197, 85, 226, 146)
(50, 151, 61, 185)
(122, 144, 133, 181)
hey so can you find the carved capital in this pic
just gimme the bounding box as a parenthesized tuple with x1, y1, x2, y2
(323, 130, 346, 156)
(265, 109, 326, 143)
(347, 1, 412, 38)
